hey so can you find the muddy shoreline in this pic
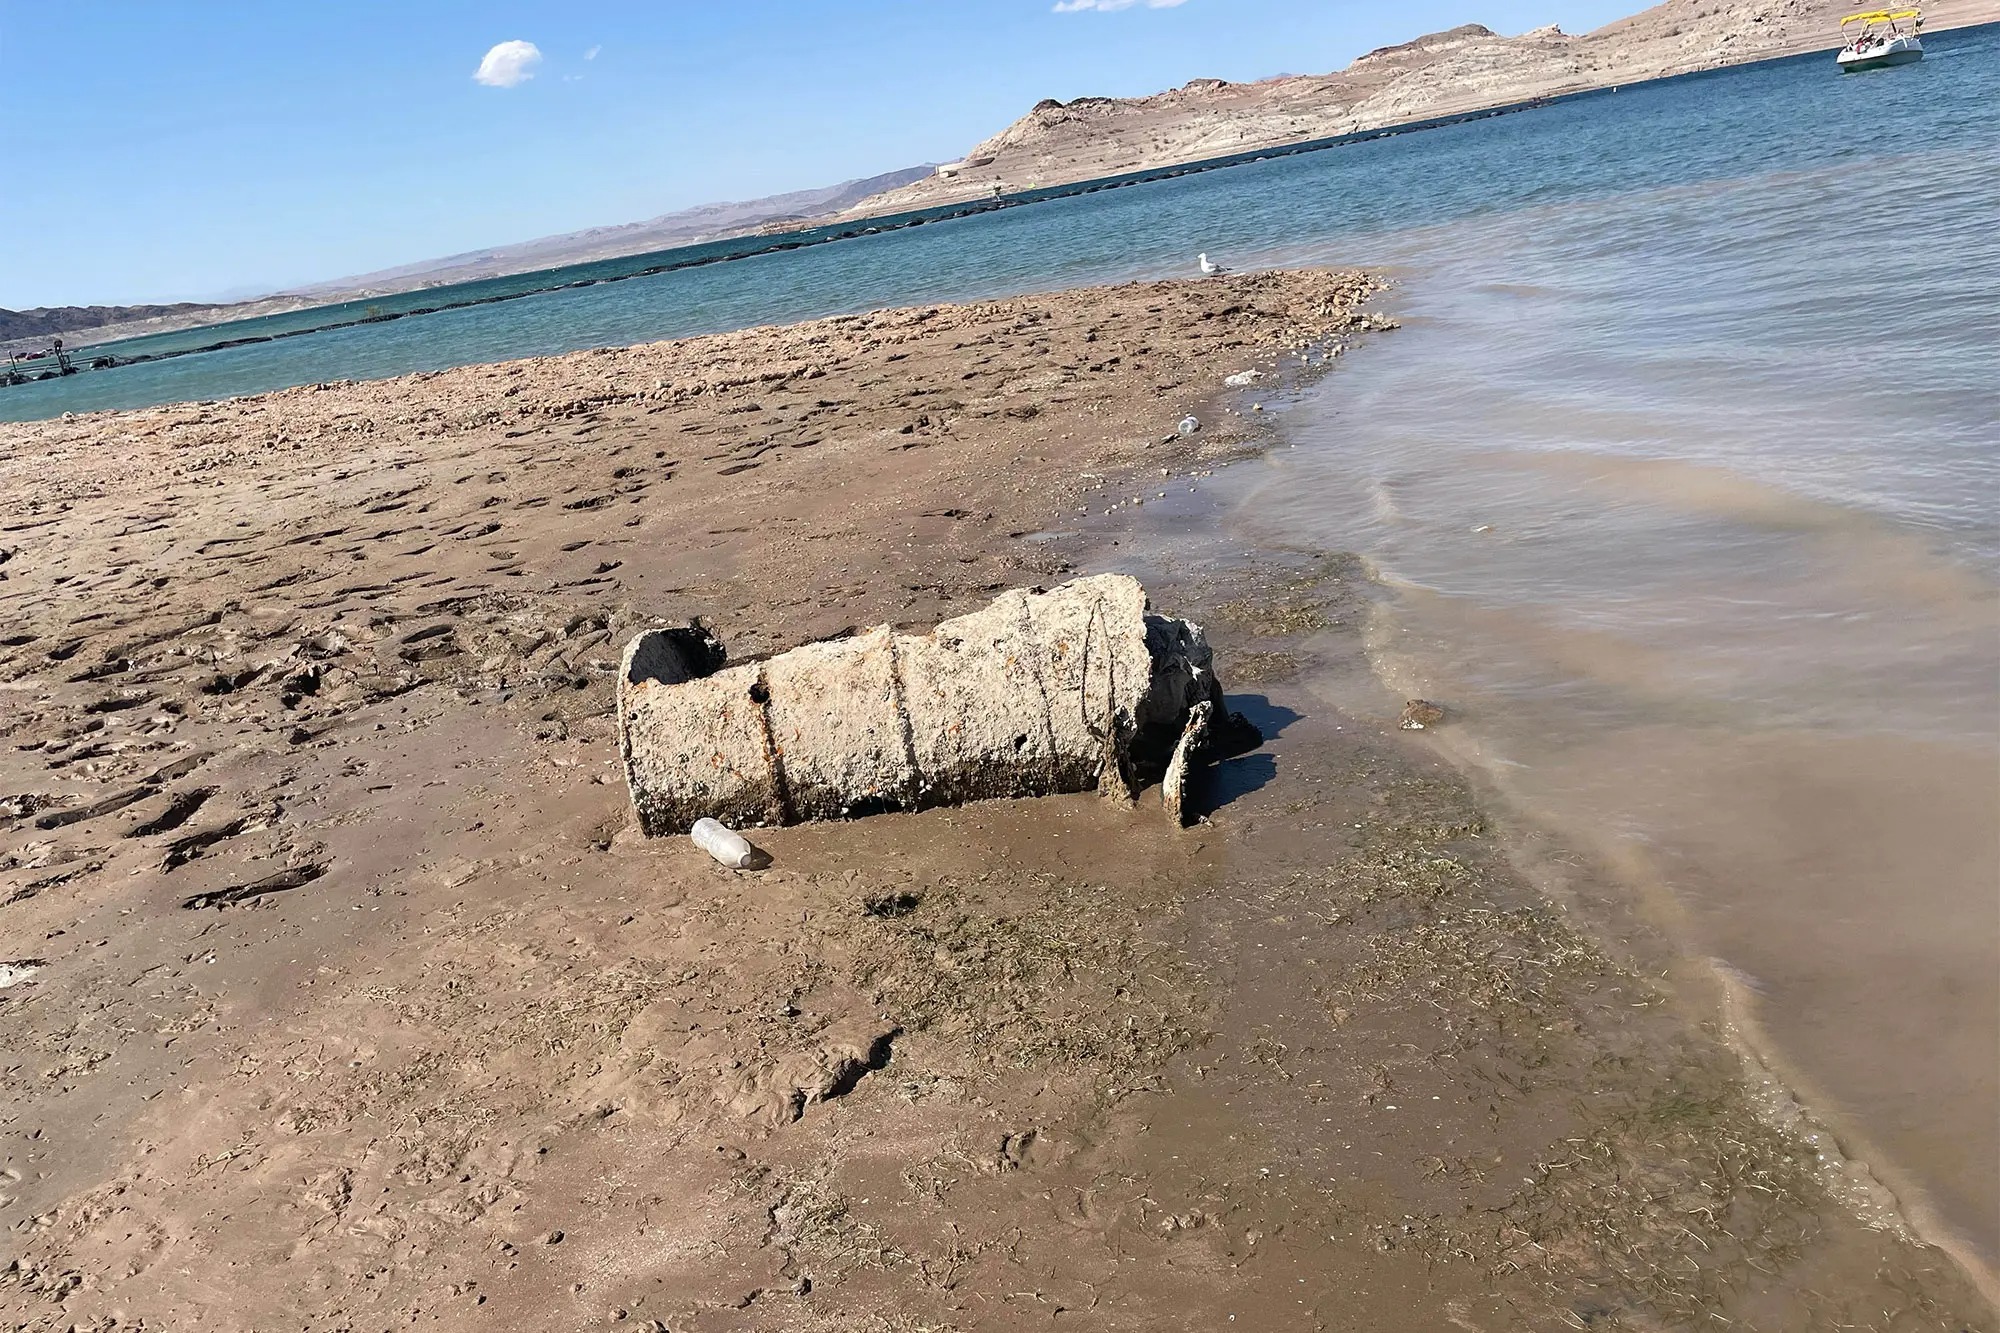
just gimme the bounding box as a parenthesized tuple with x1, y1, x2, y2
(1083, 366, 2000, 1324)
(1168, 294, 2000, 1301)
(0, 272, 1988, 1330)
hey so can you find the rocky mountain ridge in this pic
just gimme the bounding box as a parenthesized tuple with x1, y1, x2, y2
(0, 303, 226, 346)
(286, 164, 935, 298)
(841, 0, 1997, 217)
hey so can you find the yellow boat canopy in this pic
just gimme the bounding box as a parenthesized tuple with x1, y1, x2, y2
(1840, 7, 1921, 24)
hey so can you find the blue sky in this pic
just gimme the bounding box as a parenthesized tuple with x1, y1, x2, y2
(1, 0, 1639, 308)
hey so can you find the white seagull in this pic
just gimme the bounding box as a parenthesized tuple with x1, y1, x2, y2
(1198, 252, 1228, 276)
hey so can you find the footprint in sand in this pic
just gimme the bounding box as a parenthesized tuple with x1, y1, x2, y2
(35, 785, 156, 831)
(162, 817, 253, 871)
(180, 861, 328, 910)
(127, 787, 218, 838)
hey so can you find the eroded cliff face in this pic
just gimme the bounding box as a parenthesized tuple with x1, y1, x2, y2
(840, 0, 1996, 218)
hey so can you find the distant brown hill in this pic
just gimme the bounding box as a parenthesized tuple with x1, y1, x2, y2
(5, 165, 936, 350)
(0, 303, 228, 345)
(841, 0, 2000, 219)
(280, 164, 937, 298)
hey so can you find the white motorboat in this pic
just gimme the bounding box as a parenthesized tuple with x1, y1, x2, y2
(1837, 9, 1924, 71)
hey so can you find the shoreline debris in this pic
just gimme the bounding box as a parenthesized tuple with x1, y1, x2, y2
(617, 575, 1258, 835)
(691, 817, 766, 869)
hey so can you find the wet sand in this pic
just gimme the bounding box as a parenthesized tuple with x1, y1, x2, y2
(0, 272, 1989, 1330)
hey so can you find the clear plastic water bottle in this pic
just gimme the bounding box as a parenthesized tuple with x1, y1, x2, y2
(691, 817, 761, 869)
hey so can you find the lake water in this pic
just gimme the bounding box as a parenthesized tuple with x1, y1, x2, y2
(9, 20, 1996, 1288)
(1246, 80, 2000, 1281)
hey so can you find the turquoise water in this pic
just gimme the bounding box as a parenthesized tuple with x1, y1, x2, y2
(0, 92, 1547, 396)
(7, 29, 1995, 427)
(10, 20, 1998, 1286)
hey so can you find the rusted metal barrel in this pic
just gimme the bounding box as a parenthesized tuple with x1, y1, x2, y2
(616, 575, 1242, 835)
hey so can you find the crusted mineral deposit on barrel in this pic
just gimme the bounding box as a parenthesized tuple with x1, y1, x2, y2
(616, 574, 1258, 835)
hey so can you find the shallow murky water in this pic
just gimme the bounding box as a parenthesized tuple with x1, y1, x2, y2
(1229, 90, 2000, 1277)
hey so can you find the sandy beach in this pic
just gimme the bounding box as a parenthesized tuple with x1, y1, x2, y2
(1, 271, 1990, 1330)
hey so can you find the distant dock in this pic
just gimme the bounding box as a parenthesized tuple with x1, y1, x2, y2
(4, 338, 80, 385)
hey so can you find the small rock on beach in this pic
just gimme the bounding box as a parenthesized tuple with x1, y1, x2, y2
(1399, 699, 1446, 730)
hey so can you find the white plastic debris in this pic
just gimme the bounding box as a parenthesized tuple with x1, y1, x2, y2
(1177, 415, 1201, 436)
(0, 962, 41, 989)
(1223, 370, 1264, 387)
(691, 818, 762, 869)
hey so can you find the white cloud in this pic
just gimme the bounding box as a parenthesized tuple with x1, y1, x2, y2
(474, 40, 542, 88)
(583, 44, 601, 60)
(1053, 0, 1188, 10)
